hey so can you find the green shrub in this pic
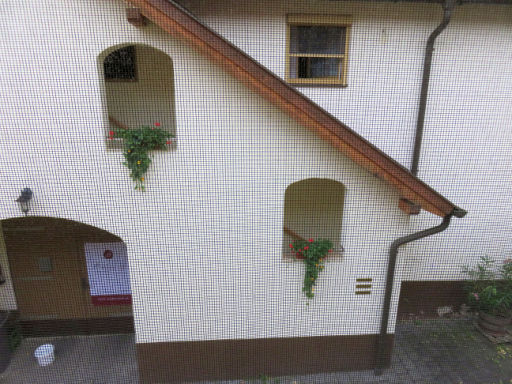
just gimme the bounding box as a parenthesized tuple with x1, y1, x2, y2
(463, 256, 512, 316)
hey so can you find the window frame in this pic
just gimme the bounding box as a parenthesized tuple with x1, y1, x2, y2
(285, 14, 352, 86)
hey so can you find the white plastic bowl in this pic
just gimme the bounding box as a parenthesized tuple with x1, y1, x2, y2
(34, 344, 54, 366)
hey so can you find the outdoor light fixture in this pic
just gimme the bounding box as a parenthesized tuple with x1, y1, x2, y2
(16, 188, 33, 216)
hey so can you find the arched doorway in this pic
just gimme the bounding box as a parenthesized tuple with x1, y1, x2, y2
(1, 217, 133, 336)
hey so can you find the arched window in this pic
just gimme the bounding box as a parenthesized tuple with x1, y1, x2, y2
(99, 44, 176, 144)
(283, 178, 344, 258)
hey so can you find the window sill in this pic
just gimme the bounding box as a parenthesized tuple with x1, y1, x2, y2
(286, 79, 348, 88)
(106, 137, 177, 151)
(105, 78, 138, 83)
(282, 246, 344, 262)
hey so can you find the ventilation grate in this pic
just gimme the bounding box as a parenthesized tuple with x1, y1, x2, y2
(355, 278, 372, 295)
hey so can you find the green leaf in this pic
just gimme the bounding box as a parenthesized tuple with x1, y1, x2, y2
(114, 124, 173, 190)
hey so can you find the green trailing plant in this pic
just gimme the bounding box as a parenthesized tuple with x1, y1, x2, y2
(289, 238, 333, 299)
(463, 256, 512, 316)
(110, 122, 173, 190)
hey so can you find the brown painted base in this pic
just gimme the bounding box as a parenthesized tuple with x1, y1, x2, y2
(18, 316, 134, 337)
(398, 280, 466, 320)
(137, 334, 393, 383)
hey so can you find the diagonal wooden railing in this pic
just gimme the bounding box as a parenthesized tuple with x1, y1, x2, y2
(284, 226, 344, 254)
(108, 115, 129, 130)
(283, 226, 305, 242)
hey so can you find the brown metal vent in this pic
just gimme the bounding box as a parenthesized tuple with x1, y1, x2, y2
(355, 278, 372, 295)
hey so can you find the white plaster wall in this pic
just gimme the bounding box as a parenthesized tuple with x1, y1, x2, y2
(400, 7, 512, 280)
(0, 0, 410, 341)
(180, 0, 442, 167)
(178, 0, 512, 281)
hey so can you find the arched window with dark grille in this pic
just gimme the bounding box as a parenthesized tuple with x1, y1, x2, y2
(99, 44, 176, 144)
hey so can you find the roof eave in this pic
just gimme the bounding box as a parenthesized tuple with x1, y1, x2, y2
(126, 0, 465, 218)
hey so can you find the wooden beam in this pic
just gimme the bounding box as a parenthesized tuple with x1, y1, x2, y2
(399, 198, 421, 215)
(126, 7, 148, 27)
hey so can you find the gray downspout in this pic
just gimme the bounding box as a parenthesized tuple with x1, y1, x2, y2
(410, 0, 456, 176)
(374, 214, 453, 375)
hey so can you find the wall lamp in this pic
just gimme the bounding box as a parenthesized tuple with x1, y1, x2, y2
(16, 188, 33, 216)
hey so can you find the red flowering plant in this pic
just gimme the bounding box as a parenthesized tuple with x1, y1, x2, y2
(111, 122, 173, 190)
(289, 238, 333, 299)
(463, 256, 512, 316)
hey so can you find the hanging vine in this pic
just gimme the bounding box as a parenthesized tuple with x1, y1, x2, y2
(110, 122, 173, 190)
(289, 238, 333, 299)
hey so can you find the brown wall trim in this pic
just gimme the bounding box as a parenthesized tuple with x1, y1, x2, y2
(398, 280, 467, 320)
(18, 316, 134, 337)
(137, 333, 394, 383)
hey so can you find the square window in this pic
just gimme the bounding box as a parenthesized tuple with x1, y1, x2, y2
(286, 15, 351, 86)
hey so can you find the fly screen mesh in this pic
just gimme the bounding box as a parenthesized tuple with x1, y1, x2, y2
(0, 0, 511, 383)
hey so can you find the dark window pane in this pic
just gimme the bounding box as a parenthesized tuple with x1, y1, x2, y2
(291, 57, 341, 79)
(309, 57, 340, 78)
(104, 46, 136, 80)
(298, 57, 308, 78)
(290, 26, 345, 54)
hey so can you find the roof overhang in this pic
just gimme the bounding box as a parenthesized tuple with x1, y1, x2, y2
(125, 0, 466, 218)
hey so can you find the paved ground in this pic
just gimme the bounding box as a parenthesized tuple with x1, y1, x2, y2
(0, 319, 511, 384)
(0, 333, 138, 384)
(221, 319, 512, 384)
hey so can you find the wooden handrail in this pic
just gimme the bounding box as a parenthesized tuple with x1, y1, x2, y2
(283, 226, 306, 242)
(284, 227, 344, 254)
(108, 115, 129, 130)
